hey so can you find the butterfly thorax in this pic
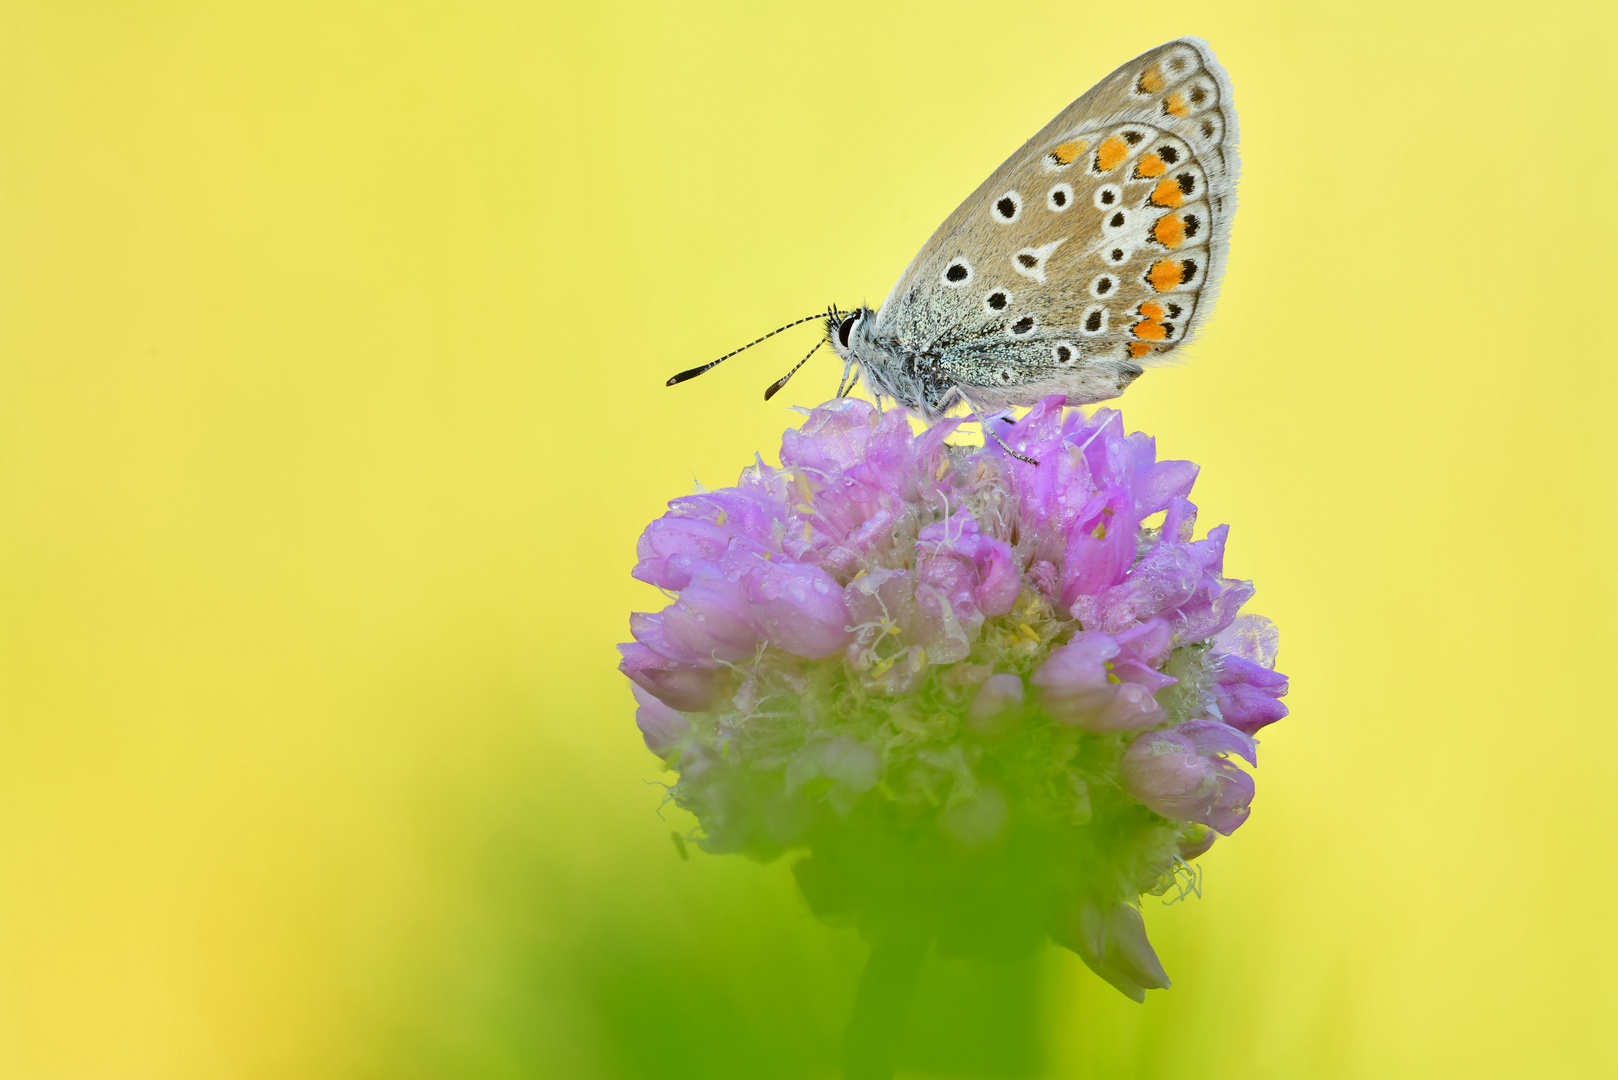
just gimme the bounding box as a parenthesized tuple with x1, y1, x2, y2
(827, 306, 962, 423)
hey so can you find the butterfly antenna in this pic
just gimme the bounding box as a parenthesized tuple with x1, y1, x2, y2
(666, 313, 830, 387)
(763, 339, 824, 401)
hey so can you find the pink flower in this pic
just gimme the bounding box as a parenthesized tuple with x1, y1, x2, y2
(1121, 720, 1258, 835)
(618, 396, 1291, 1002)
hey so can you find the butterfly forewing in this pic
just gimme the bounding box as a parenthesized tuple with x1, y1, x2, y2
(870, 38, 1238, 411)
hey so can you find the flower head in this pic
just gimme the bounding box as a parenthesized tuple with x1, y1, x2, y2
(621, 396, 1289, 997)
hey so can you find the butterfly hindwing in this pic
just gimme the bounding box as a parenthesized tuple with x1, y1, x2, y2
(869, 38, 1239, 412)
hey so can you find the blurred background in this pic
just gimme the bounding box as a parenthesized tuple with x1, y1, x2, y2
(2, 1, 1615, 1077)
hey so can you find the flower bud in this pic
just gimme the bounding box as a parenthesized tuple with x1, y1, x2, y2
(1089, 681, 1166, 732)
(1031, 632, 1118, 720)
(617, 642, 733, 713)
(630, 682, 689, 757)
(656, 571, 760, 664)
(1121, 721, 1257, 835)
(1051, 901, 1171, 1003)
(1032, 634, 1165, 731)
(1211, 652, 1290, 735)
(729, 553, 850, 659)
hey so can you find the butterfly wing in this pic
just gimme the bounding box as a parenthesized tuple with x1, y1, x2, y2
(871, 37, 1238, 410)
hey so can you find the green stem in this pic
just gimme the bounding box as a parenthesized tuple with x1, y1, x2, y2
(841, 936, 928, 1080)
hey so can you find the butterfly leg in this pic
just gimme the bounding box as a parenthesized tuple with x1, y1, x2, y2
(955, 386, 1039, 466)
(837, 362, 861, 399)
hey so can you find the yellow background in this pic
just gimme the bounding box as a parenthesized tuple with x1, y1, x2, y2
(3, 2, 1615, 1077)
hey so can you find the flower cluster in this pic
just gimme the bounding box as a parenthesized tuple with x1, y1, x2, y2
(621, 396, 1287, 1000)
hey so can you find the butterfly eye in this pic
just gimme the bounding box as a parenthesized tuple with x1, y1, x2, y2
(1051, 340, 1079, 367)
(838, 315, 859, 348)
(992, 191, 1023, 223)
(942, 258, 974, 287)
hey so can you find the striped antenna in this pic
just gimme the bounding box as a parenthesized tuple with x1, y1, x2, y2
(763, 339, 824, 401)
(666, 312, 830, 387)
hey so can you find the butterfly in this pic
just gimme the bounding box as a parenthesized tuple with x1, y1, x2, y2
(670, 38, 1238, 460)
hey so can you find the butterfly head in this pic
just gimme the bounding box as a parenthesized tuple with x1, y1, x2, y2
(825, 305, 890, 400)
(825, 305, 874, 362)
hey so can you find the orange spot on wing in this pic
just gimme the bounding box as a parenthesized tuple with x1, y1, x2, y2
(1137, 66, 1166, 94)
(1147, 259, 1185, 292)
(1138, 301, 1167, 321)
(1149, 178, 1184, 208)
(1050, 139, 1085, 165)
(1163, 91, 1190, 118)
(1134, 152, 1167, 178)
(1152, 213, 1186, 248)
(1129, 342, 1153, 359)
(1132, 320, 1168, 341)
(1094, 136, 1129, 171)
